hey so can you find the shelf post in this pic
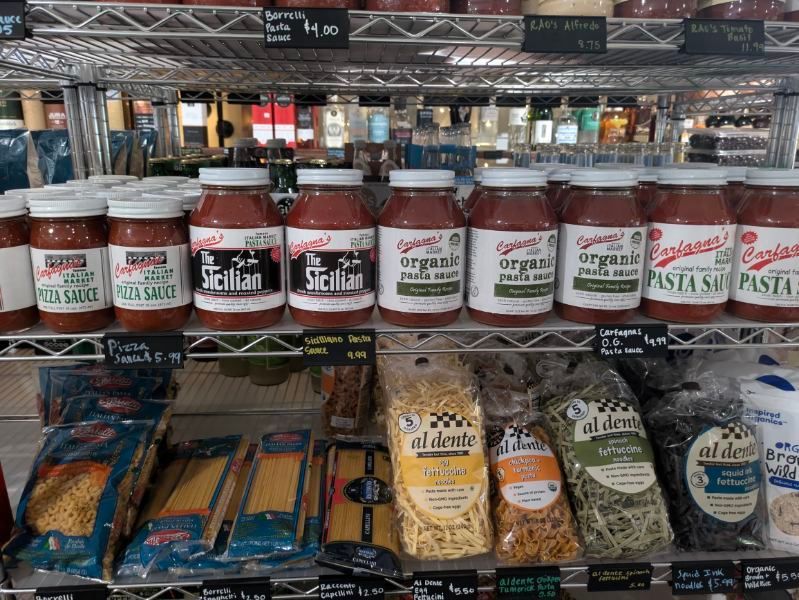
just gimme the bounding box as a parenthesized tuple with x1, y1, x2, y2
(653, 94, 670, 144)
(61, 82, 87, 180)
(766, 79, 799, 169)
(65, 64, 113, 177)
(152, 91, 181, 158)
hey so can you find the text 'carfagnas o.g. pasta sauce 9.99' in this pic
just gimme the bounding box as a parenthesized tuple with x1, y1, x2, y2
(190, 168, 285, 330)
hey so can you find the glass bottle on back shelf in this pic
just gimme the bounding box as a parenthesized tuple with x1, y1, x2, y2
(532, 106, 554, 145)
(555, 107, 579, 146)
(270, 159, 299, 219)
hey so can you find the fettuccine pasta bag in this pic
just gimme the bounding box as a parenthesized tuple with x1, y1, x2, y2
(381, 356, 493, 560)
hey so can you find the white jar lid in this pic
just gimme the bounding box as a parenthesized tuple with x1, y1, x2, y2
(530, 163, 565, 172)
(89, 174, 139, 183)
(178, 181, 201, 190)
(125, 182, 171, 190)
(472, 167, 484, 183)
(570, 168, 638, 188)
(145, 190, 200, 211)
(657, 168, 728, 186)
(0, 196, 27, 218)
(199, 168, 270, 187)
(106, 189, 144, 201)
(3, 188, 29, 197)
(746, 168, 799, 187)
(143, 176, 190, 184)
(108, 196, 184, 219)
(673, 162, 721, 169)
(481, 168, 546, 188)
(297, 168, 363, 187)
(29, 196, 107, 217)
(725, 166, 749, 182)
(389, 169, 455, 188)
(638, 168, 660, 183)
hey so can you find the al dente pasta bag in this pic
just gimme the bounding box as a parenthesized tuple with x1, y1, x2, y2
(483, 386, 583, 564)
(381, 357, 493, 560)
(226, 430, 313, 559)
(317, 438, 402, 578)
(3, 420, 151, 581)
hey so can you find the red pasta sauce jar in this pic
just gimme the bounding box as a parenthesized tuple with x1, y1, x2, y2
(0, 196, 38, 333)
(614, 0, 697, 17)
(696, 0, 784, 19)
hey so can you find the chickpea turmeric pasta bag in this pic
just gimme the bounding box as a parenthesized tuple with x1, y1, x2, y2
(3, 420, 151, 581)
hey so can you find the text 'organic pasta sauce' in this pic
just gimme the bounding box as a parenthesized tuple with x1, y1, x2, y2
(190, 168, 285, 330)
(378, 170, 465, 327)
(467, 168, 558, 327)
(0, 196, 38, 333)
(641, 168, 735, 323)
(728, 168, 799, 322)
(287, 169, 375, 327)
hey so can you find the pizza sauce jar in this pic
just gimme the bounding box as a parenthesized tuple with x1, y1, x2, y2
(108, 196, 192, 331)
(378, 170, 466, 327)
(696, 0, 784, 19)
(725, 166, 748, 212)
(467, 169, 557, 327)
(728, 169, 799, 322)
(287, 169, 375, 327)
(641, 169, 735, 323)
(28, 196, 114, 333)
(0, 197, 38, 333)
(190, 168, 285, 330)
(554, 169, 646, 324)
(614, 0, 697, 17)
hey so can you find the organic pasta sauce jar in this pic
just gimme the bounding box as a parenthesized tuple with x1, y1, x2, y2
(467, 168, 557, 326)
(108, 196, 192, 331)
(378, 170, 465, 327)
(641, 168, 736, 323)
(29, 196, 114, 333)
(554, 169, 647, 324)
(287, 169, 375, 327)
(728, 169, 799, 322)
(0, 197, 38, 333)
(190, 168, 285, 330)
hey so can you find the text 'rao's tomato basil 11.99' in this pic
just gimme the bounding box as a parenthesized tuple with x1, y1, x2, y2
(190, 168, 286, 331)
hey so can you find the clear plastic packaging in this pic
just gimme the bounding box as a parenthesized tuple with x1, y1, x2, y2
(321, 366, 373, 436)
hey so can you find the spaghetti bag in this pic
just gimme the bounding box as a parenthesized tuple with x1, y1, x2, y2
(226, 430, 313, 559)
(322, 366, 373, 436)
(483, 387, 583, 564)
(382, 357, 493, 560)
(541, 362, 672, 559)
(4, 420, 151, 581)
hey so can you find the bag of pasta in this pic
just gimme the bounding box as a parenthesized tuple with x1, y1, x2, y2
(381, 356, 493, 560)
(483, 386, 582, 564)
(647, 374, 765, 551)
(540, 362, 673, 559)
(321, 366, 372, 436)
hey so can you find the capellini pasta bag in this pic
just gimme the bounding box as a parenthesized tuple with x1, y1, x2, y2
(381, 356, 493, 560)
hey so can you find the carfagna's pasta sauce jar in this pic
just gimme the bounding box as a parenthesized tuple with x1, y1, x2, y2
(0, 196, 38, 333)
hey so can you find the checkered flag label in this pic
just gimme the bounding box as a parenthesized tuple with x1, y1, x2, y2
(594, 398, 633, 414)
(720, 422, 752, 441)
(429, 412, 468, 429)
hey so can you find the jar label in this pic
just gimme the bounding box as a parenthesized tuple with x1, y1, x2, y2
(643, 223, 736, 305)
(466, 227, 557, 316)
(189, 225, 284, 313)
(555, 223, 647, 310)
(0, 244, 36, 312)
(286, 227, 375, 312)
(377, 226, 465, 314)
(109, 244, 192, 311)
(685, 423, 760, 523)
(30, 247, 112, 314)
(729, 225, 799, 308)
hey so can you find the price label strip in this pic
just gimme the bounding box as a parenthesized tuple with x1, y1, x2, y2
(683, 18, 765, 56)
(201, 577, 271, 600)
(587, 564, 653, 592)
(522, 15, 607, 54)
(672, 561, 738, 595)
(319, 575, 385, 600)
(102, 332, 184, 369)
(594, 324, 669, 359)
(496, 566, 560, 600)
(35, 586, 108, 600)
(302, 328, 376, 367)
(742, 558, 799, 591)
(413, 570, 478, 600)
(263, 7, 349, 49)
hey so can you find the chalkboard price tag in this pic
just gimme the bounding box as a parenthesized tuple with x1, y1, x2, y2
(496, 567, 560, 600)
(319, 575, 385, 600)
(595, 324, 669, 359)
(742, 558, 799, 591)
(587, 564, 653, 592)
(35, 585, 108, 600)
(263, 7, 349, 49)
(302, 328, 375, 367)
(413, 570, 478, 600)
(672, 561, 737, 595)
(201, 577, 270, 600)
(0, 2, 26, 40)
(522, 15, 607, 54)
(683, 19, 765, 56)
(103, 332, 184, 369)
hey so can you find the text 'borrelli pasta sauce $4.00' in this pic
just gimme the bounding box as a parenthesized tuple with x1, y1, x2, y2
(287, 169, 375, 327)
(190, 168, 285, 330)
(554, 169, 647, 324)
(641, 168, 736, 323)
(28, 196, 114, 333)
(0, 196, 38, 333)
(467, 168, 558, 327)
(728, 169, 799, 322)
(108, 196, 192, 332)
(378, 170, 466, 327)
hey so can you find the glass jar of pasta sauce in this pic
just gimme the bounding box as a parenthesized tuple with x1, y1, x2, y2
(725, 166, 748, 212)
(190, 168, 285, 330)
(108, 196, 192, 332)
(29, 196, 114, 333)
(462, 167, 484, 214)
(378, 170, 465, 327)
(276, 0, 360, 6)
(697, 0, 784, 19)
(614, 0, 696, 17)
(641, 168, 735, 323)
(451, 0, 521, 13)
(728, 169, 799, 322)
(0, 197, 38, 333)
(365, 0, 449, 9)
(787, 0, 799, 19)
(546, 169, 575, 214)
(638, 168, 659, 212)
(287, 169, 375, 327)
(555, 169, 646, 324)
(467, 169, 557, 327)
